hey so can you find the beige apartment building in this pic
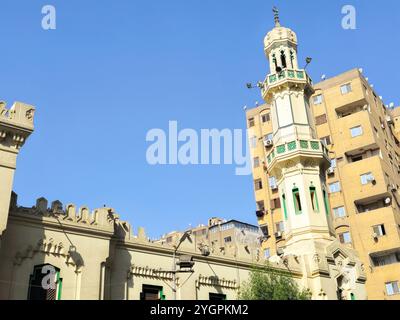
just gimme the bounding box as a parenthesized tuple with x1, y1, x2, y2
(156, 218, 262, 260)
(247, 68, 400, 300)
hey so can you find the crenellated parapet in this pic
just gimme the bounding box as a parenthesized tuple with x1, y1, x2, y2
(0, 101, 35, 153)
(0, 100, 35, 238)
(9, 195, 134, 239)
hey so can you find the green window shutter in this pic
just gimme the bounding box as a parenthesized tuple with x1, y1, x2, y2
(282, 194, 288, 220)
(292, 187, 302, 215)
(323, 190, 330, 216)
(309, 186, 319, 213)
(56, 271, 62, 300)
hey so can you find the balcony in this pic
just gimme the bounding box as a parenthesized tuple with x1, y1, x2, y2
(266, 139, 330, 171)
(261, 69, 313, 99)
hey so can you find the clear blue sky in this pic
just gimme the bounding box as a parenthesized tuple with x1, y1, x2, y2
(2, 0, 399, 238)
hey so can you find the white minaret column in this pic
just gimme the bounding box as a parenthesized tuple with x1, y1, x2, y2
(261, 9, 334, 251)
(0, 101, 35, 246)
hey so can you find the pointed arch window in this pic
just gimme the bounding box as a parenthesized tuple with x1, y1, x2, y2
(28, 264, 62, 300)
(323, 189, 330, 216)
(292, 187, 302, 215)
(290, 50, 295, 69)
(272, 53, 278, 72)
(280, 50, 287, 69)
(309, 186, 320, 213)
(282, 194, 288, 220)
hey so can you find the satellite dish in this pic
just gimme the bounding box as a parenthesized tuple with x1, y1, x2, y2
(321, 74, 326, 81)
(359, 68, 363, 73)
(243, 105, 248, 111)
(389, 103, 395, 109)
(385, 197, 391, 205)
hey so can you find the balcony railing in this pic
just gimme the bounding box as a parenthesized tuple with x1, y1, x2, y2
(262, 69, 313, 94)
(266, 139, 329, 165)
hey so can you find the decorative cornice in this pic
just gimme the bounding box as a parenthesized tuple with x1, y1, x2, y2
(196, 275, 238, 290)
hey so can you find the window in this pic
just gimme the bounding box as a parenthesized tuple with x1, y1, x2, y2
(282, 194, 288, 220)
(260, 225, 269, 237)
(373, 224, 386, 237)
(141, 285, 165, 300)
(333, 206, 346, 218)
(209, 293, 227, 300)
(264, 248, 271, 259)
(309, 186, 319, 212)
(253, 157, 260, 168)
(360, 172, 374, 185)
(323, 190, 330, 216)
(248, 117, 255, 128)
(28, 264, 62, 300)
(350, 126, 363, 137)
(339, 232, 352, 244)
(340, 83, 352, 95)
(265, 133, 273, 141)
(256, 200, 265, 211)
(254, 179, 263, 191)
(275, 221, 284, 232)
(250, 136, 257, 148)
(315, 114, 328, 125)
(321, 136, 331, 146)
(269, 176, 278, 190)
(371, 251, 400, 267)
(292, 187, 302, 214)
(261, 113, 270, 123)
(329, 182, 341, 193)
(270, 198, 281, 209)
(385, 282, 400, 296)
(224, 236, 232, 243)
(313, 94, 323, 105)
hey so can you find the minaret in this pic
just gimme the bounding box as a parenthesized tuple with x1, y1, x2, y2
(0, 101, 35, 246)
(261, 8, 334, 253)
(258, 9, 367, 300)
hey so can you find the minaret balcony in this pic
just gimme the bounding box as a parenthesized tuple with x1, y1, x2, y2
(265, 139, 330, 172)
(261, 69, 313, 100)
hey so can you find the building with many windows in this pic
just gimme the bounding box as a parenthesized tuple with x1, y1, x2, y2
(247, 68, 400, 299)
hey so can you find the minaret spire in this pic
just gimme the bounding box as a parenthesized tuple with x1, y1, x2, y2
(272, 6, 281, 27)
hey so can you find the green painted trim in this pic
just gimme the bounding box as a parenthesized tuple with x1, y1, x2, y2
(323, 190, 330, 216)
(292, 187, 302, 215)
(57, 271, 62, 300)
(160, 287, 166, 300)
(309, 186, 319, 213)
(288, 141, 297, 151)
(282, 194, 288, 220)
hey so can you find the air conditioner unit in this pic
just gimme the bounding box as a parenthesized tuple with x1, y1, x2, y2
(264, 139, 273, 147)
(372, 232, 378, 240)
(256, 210, 265, 218)
(391, 184, 398, 192)
(327, 167, 335, 175)
(275, 231, 283, 239)
(270, 184, 278, 191)
(386, 115, 393, 125)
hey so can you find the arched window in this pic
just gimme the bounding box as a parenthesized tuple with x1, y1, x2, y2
(323, 189, 330, 216)
(282, 194, 288, 220)
(309, 186, 319, 212)
(28, 264, 62, 300)
(290, 50, 295, 69)
(280, 50, 287, 69)
(272, 53, 278, 72)
(292, 187, 302, 215)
